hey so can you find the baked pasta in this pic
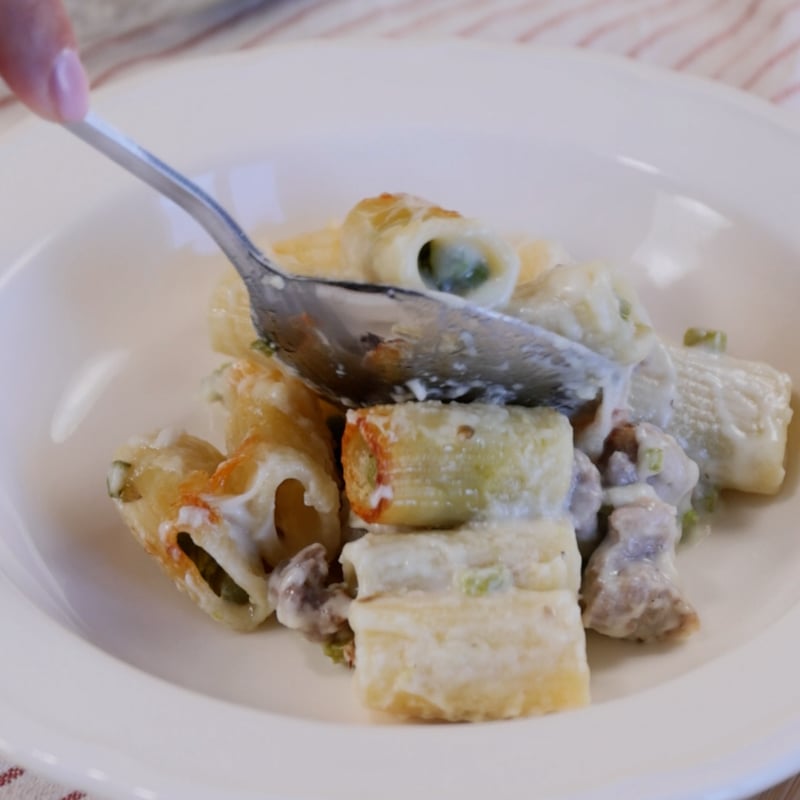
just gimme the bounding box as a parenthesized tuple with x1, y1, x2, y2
(629, 341, 792, 494)
(342, 519, 588, 721)
(109, 358, 341, 631)
(341, 193, 520, 307)
(108, 191, 793, 722)
(342, 402, 573, 526)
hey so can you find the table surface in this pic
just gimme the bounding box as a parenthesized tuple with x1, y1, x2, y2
(1, 0, 799, 798)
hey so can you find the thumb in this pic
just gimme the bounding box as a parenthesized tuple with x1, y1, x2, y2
(0, 0, 89, 122)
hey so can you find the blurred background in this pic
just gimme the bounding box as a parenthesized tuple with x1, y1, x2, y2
(2, 0, 799, 125)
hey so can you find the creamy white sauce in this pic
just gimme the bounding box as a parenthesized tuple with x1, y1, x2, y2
(405, 378, 428, 402)
(208, 469, 274, 563)
(176, 505, 212, 530)
(106, 461, 130, 498)
(158, 519, 172, 543)
(154, 426, 181, 448)
(602, 483, 659, 508)
(630, 340, 677, 430)
(576, 367, 633, 459)
(368, 482, 394, 509)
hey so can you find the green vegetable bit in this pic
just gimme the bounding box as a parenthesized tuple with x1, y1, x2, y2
(177, 532, 249, 605)
(683, 327, 727, 352)
(698, 486, 719, 513)
(324, 638, 356, 667)
(681, 508, 699, 538)
(324, 640, 347, 665)
(323, 626, 355, 667)
(417, 240, 490, 296)
(679, 507, 713, 545)
(459, 565, 511, 596)
(644, 447, 664, 473)
(251, 337, 277, 357)
(618, 297, 632, 321)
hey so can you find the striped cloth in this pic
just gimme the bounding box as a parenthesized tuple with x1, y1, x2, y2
(1, 0, 799, 798)
(0, 767, 83, 800)
(0, 0, 799, 123)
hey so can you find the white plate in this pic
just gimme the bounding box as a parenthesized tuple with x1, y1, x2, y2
(1, 39, 799, 800)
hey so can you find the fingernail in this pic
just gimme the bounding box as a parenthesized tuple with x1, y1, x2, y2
(49, 48, 90, 122)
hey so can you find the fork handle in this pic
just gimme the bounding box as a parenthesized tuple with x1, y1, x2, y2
(64, 111, 282, 281)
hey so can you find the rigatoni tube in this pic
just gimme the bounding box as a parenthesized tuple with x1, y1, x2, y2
(206, 358, 342, 568)
(629, 343, 793, 494)
(108, 358, 342, 631)
(340, 193, 520, 308)
(341, 518, 582, 597)
(108, 430, 273, 632)
(341, 519, 589, 721)
(342, 401, 573, 527)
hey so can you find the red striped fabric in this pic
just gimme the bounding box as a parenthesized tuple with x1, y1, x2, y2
(577, 0, 683, 47)
(386, 0, 491, 38)
(0, 768, 24, 788)
(626, 0, 729, 58)
(3, 0, 797, 113)
(672, 0, 765, 69)
(239, 0, 333, 49)
(773, 78, 800, 98)
(742, 33, 800, 87)
(457, 0, 556, 38)
(517, 0, 620, 43)
(712, 0, 800, 78)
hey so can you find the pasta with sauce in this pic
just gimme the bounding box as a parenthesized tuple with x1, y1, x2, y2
(108, 357, 341, 631)
(108, 191, 793, 722)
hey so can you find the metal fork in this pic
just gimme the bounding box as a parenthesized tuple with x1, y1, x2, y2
(65, 112, 618, 412)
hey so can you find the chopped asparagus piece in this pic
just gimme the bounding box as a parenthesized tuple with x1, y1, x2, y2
(418, 240, 490, 296)
(177, 532, 249, 605)
(683, 327, 727, 352)
(458, 565, 512, 596)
